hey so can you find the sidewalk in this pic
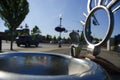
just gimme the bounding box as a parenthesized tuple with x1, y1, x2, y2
(99, 50, 120, 68)
(43, 46, 120, 67)
(46, 47, 120, 80)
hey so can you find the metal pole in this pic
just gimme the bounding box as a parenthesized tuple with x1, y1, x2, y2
(59, 17, 62, 47)
(87, 18, 91, 42)
(107, 39, 111, 51)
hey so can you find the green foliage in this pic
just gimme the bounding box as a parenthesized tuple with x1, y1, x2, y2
(57, 36, 61, 41)
(45, 34, 52, 41)
(0, 0, 29, 30)
(79, 31, 84, 41)
(31, 26, 41, 40)
(31, 25, 41, 36)
(53, 35, 57, 41)
(67, 37, 71, 43)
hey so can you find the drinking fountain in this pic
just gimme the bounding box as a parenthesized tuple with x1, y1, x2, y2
(0, 52, 110, 80)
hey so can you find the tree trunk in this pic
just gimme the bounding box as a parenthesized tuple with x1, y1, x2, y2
(0, 37, 2, 52)
(10, 31, 14, 50)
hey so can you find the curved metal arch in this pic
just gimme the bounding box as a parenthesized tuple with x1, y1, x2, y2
(84, 5, 114, 56)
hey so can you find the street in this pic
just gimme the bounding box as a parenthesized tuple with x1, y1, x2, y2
(1, 40, 70, 53)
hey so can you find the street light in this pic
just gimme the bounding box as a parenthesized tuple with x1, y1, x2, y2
(58, 14, 62, 47)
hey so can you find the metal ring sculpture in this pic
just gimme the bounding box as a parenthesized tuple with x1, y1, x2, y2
(84, 6, 113, 47)
(81, 0, 120, 56)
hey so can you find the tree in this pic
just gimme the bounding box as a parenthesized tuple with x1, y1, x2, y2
(63, 37, 66, 41)
(53, 35, 57, 41)
(31, 25, 41, 36)
(79, 31, 84, 41)
(0, 0, 29, 50)
(45, 34, 52, 42)
(57, 36, 61, 41)
(66, 37, 71, 43)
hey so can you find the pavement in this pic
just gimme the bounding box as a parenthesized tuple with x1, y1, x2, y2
(1, 41, 120, 80)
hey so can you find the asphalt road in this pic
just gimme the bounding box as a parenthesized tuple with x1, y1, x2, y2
(1, 41, 69, 52)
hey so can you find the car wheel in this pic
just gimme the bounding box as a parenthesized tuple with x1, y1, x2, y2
(35, 44, 38, 47)
(17, 44, 20, 47)
(25, 44, 29, 47)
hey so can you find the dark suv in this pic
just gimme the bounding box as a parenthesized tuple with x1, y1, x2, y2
(16, 36, 39, 47)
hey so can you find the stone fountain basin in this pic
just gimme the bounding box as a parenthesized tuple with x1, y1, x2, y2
(0, 52, 109, 80)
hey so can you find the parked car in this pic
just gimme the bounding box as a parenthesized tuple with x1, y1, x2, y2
(16, 36, 39, 47)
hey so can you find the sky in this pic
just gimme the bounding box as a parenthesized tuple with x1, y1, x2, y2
(0, 0, 120, 39)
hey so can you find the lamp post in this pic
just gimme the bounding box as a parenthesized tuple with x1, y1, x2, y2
(59, 14, 62, 47)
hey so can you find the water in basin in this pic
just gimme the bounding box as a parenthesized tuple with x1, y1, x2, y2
(0, 53, 90, 76)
